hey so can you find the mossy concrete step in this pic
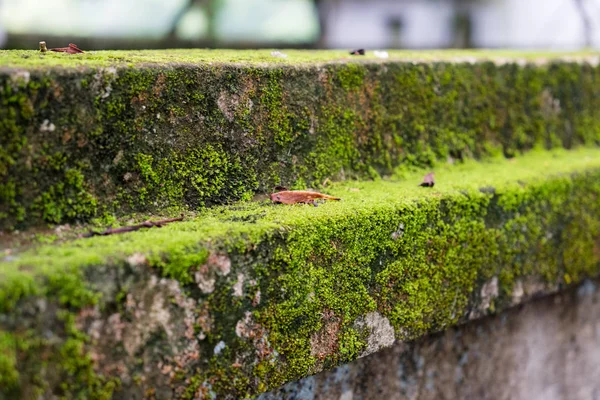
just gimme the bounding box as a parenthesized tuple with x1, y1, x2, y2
(1, 148, 600, 399)
(2, 50, 600, 229)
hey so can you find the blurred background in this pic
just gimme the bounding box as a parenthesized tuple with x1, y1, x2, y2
(1, 0, 600, 50)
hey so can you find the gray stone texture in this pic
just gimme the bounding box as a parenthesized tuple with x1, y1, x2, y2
(261, 278, 600, 400)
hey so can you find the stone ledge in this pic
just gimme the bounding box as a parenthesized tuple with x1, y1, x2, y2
(2, 50, 600, 228)
(2, 49, 600, 69)
(1, 148, 600, 399)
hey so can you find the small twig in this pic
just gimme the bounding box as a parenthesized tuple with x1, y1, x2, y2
(82, 214, 184, 238)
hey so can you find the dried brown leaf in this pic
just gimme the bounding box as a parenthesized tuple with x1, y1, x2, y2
(50, 43, 85, 54)
(270, 190, 341, 205)
(350, 49, 365, 55)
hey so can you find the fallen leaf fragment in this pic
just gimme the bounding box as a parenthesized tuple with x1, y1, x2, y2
(350, 49, 365, 55)
(270, 190, 341, 206)
(419, 172, 435, 187)
(50, 43, 84, 54)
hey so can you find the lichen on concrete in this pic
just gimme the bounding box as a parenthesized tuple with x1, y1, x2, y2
(353, 312, 396, 358)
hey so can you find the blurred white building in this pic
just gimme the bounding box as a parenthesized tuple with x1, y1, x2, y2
(323, 0, 600, 49)
(0, 0, 319, 45)
(471, 0, 600, 48)
(1, 0, 599, 49)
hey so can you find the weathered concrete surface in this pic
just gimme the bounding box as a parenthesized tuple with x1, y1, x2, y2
(3, 50, 600, 229)
(2, 150, 600, 399)
(261, 278, 600, 400)
(2, 49, 600, 399)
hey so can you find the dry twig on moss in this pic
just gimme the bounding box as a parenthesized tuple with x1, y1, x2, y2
(82, 214, 184, 238)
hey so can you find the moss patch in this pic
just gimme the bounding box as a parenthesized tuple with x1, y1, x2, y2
(1, 148, 600, 398)
(1, 49, 599, 69)
(0, 331, 19, 390)
(2, 53, 600, 229)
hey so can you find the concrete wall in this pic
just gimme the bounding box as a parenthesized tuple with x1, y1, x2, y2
(261, 278, 600, 400)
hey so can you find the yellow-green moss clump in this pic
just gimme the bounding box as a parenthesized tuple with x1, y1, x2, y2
(1, 49, 598, 68)
(2, 51, 600, 229)
(1, 148, 600, 399)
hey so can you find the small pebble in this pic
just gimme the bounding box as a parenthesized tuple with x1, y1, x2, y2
(270, 51, 288, 59)
(214, 341, 226, 355)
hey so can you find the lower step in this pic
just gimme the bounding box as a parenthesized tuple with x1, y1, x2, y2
(1, 148, 600, 399)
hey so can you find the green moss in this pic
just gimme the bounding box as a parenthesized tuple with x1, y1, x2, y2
(0, 78, 35, 228)
(0, 331, 19, 390)
(1, 52, 599, 396)
(55, 313, 120, 399)
(3, 54, 600, 228)
(1, 49, 599, 68)
(3, 148, 600, 294)
(0, 180, 25, 223)
(32, 168, 98, 224)
(0, 297, 117, 399)
(2, 148, 600, 398)
(254, 69, 293, 148)
(336, 63, 366, 92)
(338, 327, 367, 362)
(133, 144, 255, 208)
(148, 245, 209, 284)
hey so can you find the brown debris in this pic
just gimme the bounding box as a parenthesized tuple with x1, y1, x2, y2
(310, 310, 341, 360)
(50, 43, 85, 54)
(419, 172, 435, 187)
(350, 49, 366, 55)
(82, 214, 184, 238)
(270, 190, 341, 206)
